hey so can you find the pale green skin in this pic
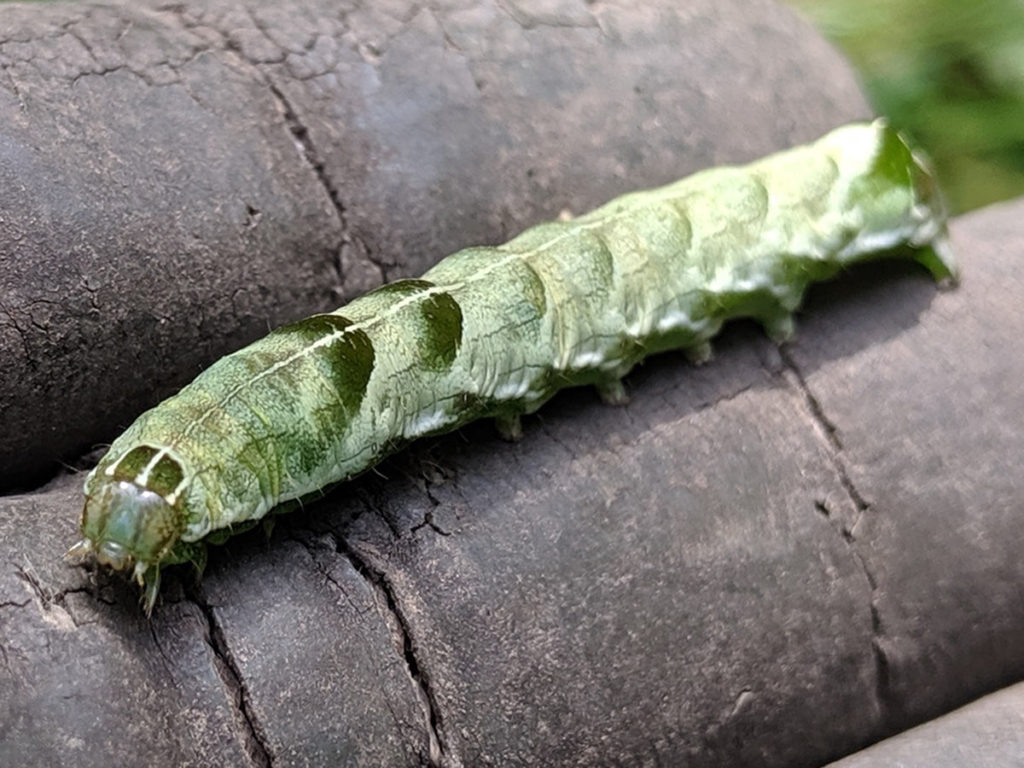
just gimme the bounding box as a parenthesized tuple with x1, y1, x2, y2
(69, 120, 955, 613)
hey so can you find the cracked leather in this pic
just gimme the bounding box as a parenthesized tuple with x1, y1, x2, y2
(7, 2, 1023, 768)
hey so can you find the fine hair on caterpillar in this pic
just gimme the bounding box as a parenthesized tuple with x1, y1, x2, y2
(66, 120, 956, 614)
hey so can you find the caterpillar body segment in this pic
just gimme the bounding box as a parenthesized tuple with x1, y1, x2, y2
(68, 120, 954, 613)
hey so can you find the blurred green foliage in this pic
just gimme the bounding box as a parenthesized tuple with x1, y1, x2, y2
(788, 0, 1024, 213)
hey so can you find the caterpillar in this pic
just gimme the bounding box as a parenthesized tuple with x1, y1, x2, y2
(67, 120, 955, 613)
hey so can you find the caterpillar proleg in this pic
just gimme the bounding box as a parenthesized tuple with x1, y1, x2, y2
(68, 120, 955, 613)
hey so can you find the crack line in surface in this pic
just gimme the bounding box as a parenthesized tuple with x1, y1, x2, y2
(160, 7, 386, 295)
(814, 498, 893, 718)
(780, 347, 870, 517)
(332, 534, 447, 767)
(187, 586, 274, 768)
(256, 68, 388, 290)
(284, 528, 425, 745)
(13, 560, 112, 626)
(782, 348, 894, 717)
(412, 476, 453, 537)
(261, 79, 362, 294)
(265, 80, 345, 220)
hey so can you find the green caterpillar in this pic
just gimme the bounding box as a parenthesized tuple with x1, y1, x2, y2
(67, 120, 955, 613)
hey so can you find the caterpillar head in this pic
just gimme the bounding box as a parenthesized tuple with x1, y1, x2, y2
(67, 446, 188, 613)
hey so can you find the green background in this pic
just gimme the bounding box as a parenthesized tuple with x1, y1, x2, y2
(787, 0, 1024, 214)
(4, 1, 1021, 214)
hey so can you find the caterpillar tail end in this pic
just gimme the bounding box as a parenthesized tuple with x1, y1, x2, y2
(904, 137, 958, 287)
